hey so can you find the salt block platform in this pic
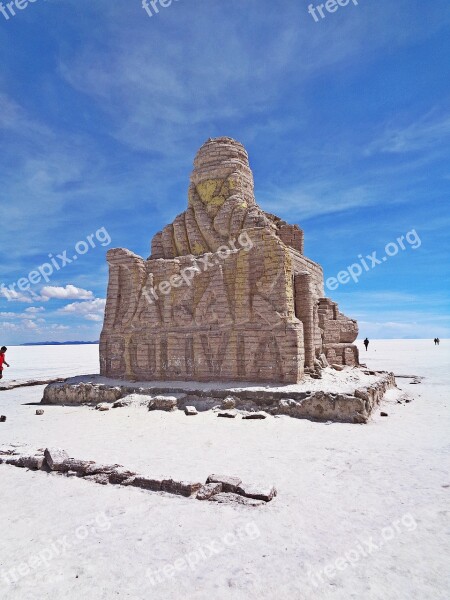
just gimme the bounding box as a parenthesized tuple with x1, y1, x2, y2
(42, 367, 396, 424)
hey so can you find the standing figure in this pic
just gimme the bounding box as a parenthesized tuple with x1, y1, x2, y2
(363, 337, 369, 351)
(0, 346, 10, 379)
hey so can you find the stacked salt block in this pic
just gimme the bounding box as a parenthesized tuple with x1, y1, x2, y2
(1, 448, 277, 506)
(100, 137, 359, 384)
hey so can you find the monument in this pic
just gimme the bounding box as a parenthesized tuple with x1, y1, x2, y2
(100, 137, 358, 383)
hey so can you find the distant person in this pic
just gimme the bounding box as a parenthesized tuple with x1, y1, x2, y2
(433, 338, 437, 345)
(437, 338, 440, 346)
(363, 338, 369, 351)
(0, 346, 10, 379)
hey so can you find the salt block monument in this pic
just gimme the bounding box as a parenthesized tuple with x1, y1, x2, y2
(100, 137, 359, 384)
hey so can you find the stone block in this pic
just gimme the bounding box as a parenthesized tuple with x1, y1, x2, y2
(242, 412, 267, 420)
(237, 482, 277, 502)
(62, 458, 95, 474)
(162, 479, 203, 497)
(148, 396, 178, 411)
(206, 474, 242, 493)
(196, 483, 222, 500)
(84, 473, 109, 485)
(109, 467, 137, 484)
(44, 448, 69, 471)
(217, 411, 236, 418)
(6, 455, 45, 470)
(208, 492, 265, 506)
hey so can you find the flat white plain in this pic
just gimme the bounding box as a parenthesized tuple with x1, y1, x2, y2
(0, 340, 448, 600)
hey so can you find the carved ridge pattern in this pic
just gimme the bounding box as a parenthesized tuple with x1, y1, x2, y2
(100, 138, 359, 383)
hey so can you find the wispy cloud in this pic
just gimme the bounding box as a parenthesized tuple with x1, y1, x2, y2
(366, 111, 450, 155)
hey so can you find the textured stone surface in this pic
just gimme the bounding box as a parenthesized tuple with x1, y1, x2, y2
(206, 474, 242, 493)
(184, 405, 198, 416)
(197, 483, 223, 500)
(208, 492, 266, 506)
(217, 411, 236, 418)
(42, 370, 396, 423)
(221, 396, 236, 409)
(62, 458, 95, 474)
(84, 473, 109, 485)
(44, 447, 69, 471)
(161, 479, 203, 497)
(85, 463, 121, 475)
(237, 483, 277, 502)
(42, 382, 122, 406)
(148, 396, 178, 411)
(109, 467, 137, 484)
(242, 412, 267, 420)
(132, 476, 164, 491)
(99, 137, 358, 384)
(6, 455, 44, 470)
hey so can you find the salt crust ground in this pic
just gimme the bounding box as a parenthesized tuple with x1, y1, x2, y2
(0, 340, 449, 600)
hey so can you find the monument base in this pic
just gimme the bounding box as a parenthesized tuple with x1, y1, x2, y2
(42, 368, 396, 424)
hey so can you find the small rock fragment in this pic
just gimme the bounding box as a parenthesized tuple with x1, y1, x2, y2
(132, 476, 163, 492)
(0, 416, 6, 422)
(44, 447, 69, 471)
(196, 483, 222, 500)
(84, 473, 109, 485)
(96, 403, 111, 411)
(36, 409, 44, 416)
(62, 458, 95, 474)
(221, 396, 236, 410)
(161, 479, 203, 497)
(109, 467, 137, 484)
(85, 463, 121, 475)
(331, 364, 345, 371)
(380, 412, 389, 417)
(209, 492, 265, 506)
(148, 396, 178, 411)
(184, 406, 198, 416)
(6, 455, 45, 470)
(217, 411, 236, 418)
(242, 412, 267, 420)
(319, 353, 329, 368)
(120, 476, 136, 486)
(237, 482, 277, 502)
(206, 474, 242, 493)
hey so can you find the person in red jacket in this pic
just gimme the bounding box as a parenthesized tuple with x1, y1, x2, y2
(0, 346, 10, 379)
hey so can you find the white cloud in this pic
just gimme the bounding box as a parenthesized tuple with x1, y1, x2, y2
(1, 322, 18, 330)
(58, 298, 106, 322)
(24, 306, 45, 314)
(40, 285, 94, 300)
(0, 288, 33, 303)
(366, 112, 450, 155)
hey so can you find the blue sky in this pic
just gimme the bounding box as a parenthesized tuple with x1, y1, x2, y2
(0, 0, 449, 344)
